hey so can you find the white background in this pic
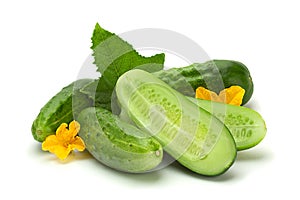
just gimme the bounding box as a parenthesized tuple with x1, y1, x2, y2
(1, 0, 299, 199)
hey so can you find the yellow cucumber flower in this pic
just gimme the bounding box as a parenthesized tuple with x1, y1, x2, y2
(42, 121, 85, 160)
(195, 86, 245, 106)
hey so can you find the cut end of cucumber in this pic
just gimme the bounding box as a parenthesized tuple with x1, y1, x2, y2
(178, 127, 237, 176)
(128, 82, 224, 161)
(188, 97, 267, 151)
(116, 69, 237, 176)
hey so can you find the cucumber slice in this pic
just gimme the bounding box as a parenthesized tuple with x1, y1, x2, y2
(116, 69, 236, 176)
(188, 97, 267, 150)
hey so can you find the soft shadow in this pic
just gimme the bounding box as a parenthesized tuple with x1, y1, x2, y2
(118, 170, 163, 183)
(236, 148, 273, 162)
(61, 150, 94, 163)
(87, 157, 164, 184)
(28, 141, 94, 163)
(168, 161, 238, 182)
(244, 99, 261, 111)
(28, 141, 43, 155)
(29, 141, 163, 183)
(32, 141, 268, 183)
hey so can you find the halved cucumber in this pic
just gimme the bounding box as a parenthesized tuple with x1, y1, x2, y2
(116, 69, 236, 176)
(188, 98, 267, 150)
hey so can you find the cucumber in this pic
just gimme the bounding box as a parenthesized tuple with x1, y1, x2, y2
(80, 60, 254, 111)
(153, 60, 253, 105)
(77, 107, 163, 173)
(188, 97, 267, 150)
(31, 79, 94, 142)
(116, 69, 236, 176)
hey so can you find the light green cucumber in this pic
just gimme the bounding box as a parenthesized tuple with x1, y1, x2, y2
(31, 79, 94, 142)
(188, 97, 267, 151)
(116, 69, 236, 176)
(77, 107, 163, 173)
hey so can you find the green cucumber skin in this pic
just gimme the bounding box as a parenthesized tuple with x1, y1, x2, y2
(77, 107, 163, 173)
(188, 97, 267, 151)
(153, 60, 253, 105)
(116, 69, 237, 176)
(31, 79, 94, 142)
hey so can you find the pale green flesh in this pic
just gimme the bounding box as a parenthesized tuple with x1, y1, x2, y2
(116, 69, 237, 176)
(188, 98, 267, 151)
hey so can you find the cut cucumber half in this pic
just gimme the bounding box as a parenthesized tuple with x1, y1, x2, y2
(188, 97, 267, 151)
(116, 69, 237, 176)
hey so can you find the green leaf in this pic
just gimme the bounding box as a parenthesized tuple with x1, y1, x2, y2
(88, 23, 165, 110)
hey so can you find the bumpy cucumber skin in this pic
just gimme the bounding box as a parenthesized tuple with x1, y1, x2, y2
(153, 60, 253, 105)
(31, 79, 94, 142)
(116, 69, 237, 176)
(188, 97, 266, 151)
(77, 107, 163, 173)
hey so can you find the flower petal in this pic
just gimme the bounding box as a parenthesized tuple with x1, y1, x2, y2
(195, 87, 221, 102)
(68, 120, 80, 137)
(53, 145, 72, 160)
(42, 135, 71, 160)
(219, 85, 245, 106)
(55, 123, 69, 141)
(41, 121, 85, 160)
(70, 136, 85, 152)
(42, 135, 60, 152)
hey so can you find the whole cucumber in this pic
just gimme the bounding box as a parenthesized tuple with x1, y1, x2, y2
(153, 60, 253, 105)
(31, 79, 94, 142)
(80, 60, 254, 111)
(77, 107, 163, 173)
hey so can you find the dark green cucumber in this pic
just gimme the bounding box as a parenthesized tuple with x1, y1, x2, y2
(188, 97, 266, 150)
(116, 69, 236, 176)
(77, 107, 163, 173)
(80, 60, 253, 112)
(31, 79, 94, 142)
(153, 60, 253, 105)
